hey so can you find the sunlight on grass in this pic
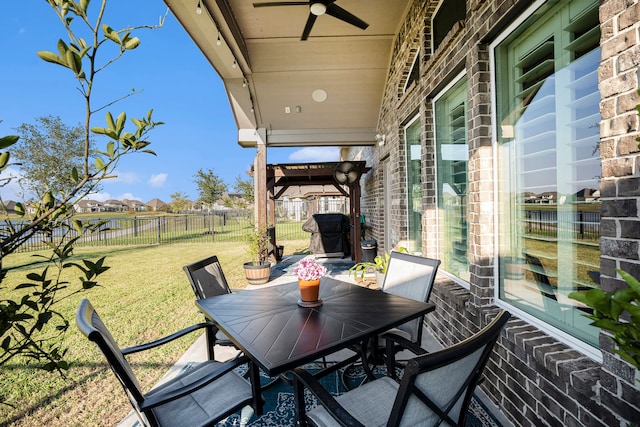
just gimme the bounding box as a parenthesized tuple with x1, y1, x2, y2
(0, 240, 309, 426)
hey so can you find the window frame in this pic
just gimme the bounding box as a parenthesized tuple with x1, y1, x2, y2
(403, 114, 422, 254)
(432, 71, 471, 290)
(489, 0, 601, 361)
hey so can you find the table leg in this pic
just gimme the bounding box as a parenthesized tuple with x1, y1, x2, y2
(248, 361, 263, 416)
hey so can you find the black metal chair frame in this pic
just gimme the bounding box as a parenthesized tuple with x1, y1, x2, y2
(344, 252, 441, 387)
(292, 310, 511, 427)
(76, 298, 262, 426)
(183, 255, 239, 360)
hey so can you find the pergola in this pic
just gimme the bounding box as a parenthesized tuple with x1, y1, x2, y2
(263, 161, 370, 262)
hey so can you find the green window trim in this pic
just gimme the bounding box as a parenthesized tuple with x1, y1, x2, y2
(493, 0, 601, 348)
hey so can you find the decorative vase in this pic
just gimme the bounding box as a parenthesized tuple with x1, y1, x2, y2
(298, 278, 321, 302)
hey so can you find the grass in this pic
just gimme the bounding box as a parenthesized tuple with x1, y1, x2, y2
(0, 239, 310, 426)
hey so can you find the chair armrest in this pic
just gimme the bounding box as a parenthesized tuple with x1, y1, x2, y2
(290, 367, 365, 427)
(140, 355, 250, 410)
(122, 322, 216, 355)
(382, 330, 428, 356)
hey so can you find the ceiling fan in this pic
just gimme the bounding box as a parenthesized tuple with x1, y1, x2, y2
(333, 161, 361, 185)
(253, 1, 369, 41)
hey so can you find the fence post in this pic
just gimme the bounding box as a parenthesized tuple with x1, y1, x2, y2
(157, 217, 161, 244)
(211, 212, 215, 241)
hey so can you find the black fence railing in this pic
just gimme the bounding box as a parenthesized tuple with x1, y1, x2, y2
(2, 210, 311, 253)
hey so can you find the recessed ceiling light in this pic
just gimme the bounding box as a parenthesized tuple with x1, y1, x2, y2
(312, 89, 328, 102)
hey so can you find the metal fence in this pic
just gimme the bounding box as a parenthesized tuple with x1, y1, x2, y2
(3, 209, 313, 253)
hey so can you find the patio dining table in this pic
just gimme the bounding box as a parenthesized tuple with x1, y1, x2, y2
(195, 276, 435, 414)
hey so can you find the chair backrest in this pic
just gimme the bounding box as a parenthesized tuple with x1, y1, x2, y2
(76, 299, 150, 425)
(389, 310, 511, 427)
(183, 255, 232, 300)
(381, 252, 441, 342)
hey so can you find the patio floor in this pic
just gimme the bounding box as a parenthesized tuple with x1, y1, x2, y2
(118, 254, 512, 427)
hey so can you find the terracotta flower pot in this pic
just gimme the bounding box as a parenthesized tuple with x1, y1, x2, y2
(298, 278, 321, 302)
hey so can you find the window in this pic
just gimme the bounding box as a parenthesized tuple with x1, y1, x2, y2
(432, 0, 466, 52)
(493, 0, 601, 347)
(404, 54, 420, 93)
(434, 75, 470, 282)
(405, 116, 422, 253)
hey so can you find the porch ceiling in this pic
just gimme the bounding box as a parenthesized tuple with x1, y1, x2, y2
(163, 0, 411, 148)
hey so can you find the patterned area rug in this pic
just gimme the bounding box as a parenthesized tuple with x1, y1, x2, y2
(217, 362, 502, 427)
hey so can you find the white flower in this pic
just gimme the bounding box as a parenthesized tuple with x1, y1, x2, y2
(293, 256, 328, 280)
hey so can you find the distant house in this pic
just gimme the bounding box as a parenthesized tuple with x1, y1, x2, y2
(2, 200, 19, 214)
(122, 199, 147, 212)
(146, 198, 167, 212)
(75, 199, 105, 213)
(103, 199, 128, 212)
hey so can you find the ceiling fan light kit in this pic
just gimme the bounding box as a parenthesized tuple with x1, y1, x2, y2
(253, 0, 369, 40)
(310, 2, 326, 15)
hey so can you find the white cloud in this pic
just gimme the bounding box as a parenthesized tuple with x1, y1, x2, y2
(86, 192, 111, 202)
(114, 171, 141, 184)
(117, 192, 141, 201)
(288, 147, 339, 162)
(148, 173, 168, 188)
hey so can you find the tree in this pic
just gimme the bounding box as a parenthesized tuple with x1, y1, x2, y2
(234, 174, 254, 204)
(194, 168, 227, 209)
(13, 115, 96, 198)
(0, 0, 163, 376)
(169, 191, 190, 213)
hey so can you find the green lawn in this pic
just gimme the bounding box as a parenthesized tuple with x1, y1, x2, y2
(0, 240, 309, 426)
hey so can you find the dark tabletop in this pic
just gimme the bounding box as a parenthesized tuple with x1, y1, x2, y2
(195, 276, 435, 376)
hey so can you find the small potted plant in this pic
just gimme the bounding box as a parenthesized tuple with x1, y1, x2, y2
(293, 256, 328, 305)
(350, 247, 408, 286)
(243, 224, 271, 285)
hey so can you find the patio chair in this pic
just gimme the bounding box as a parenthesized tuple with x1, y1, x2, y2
(76, 298, 261, 427)
(292, 310, 511, 427)
(183, 255, 240, 360)
(381, 252, 441, 345)
(342, 252, 441, 386)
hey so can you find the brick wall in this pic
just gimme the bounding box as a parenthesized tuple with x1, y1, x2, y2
(347, 0, 640, 425)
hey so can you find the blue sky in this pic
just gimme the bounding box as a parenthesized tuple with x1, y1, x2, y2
(0, 0, 338, 204)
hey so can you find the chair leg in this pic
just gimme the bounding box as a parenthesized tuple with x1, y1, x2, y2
(205, 326, 216, 360)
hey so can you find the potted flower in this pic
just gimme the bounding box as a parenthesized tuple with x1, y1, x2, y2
(243, 225, 271, 285)
(293, 256, 328, 304)
(350, 247, 408, 286)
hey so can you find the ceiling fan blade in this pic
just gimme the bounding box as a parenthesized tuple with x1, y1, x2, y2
(253, 2, 308, 8)
(325, 3, 369, 30)
(301, 13, 317, 40)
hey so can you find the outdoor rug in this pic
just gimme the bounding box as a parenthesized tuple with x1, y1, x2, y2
(216, 362, 503, 427)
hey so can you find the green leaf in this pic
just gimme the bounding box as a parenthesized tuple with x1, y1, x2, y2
(105, 112, 115, 131)
(619, 269, 640, 294)
(71, 166, 79, 182)
(14, 202, 25, 216)
(0, 151, 10, 169)
(56, 39, 68, 58)
(106, 141, 115, 157)
(94, 157, 106, 171)
(65, 50, 82, 75)
(36, 51, 68, 68)
(0, 135, 19, 149)
(72, 219, 83, 234)
(123, 37, 140, 50)
(102, 24, 120, 44)
(80, 0, 90, 12)
(115, 112, 126, 135)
